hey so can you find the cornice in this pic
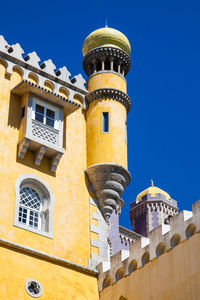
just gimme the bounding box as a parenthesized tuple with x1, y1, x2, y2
(0, 237, 98, 277)
(86, 88, 131, 113)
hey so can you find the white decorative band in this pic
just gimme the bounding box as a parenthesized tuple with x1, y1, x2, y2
(0, 237, 98, 276)
(86, 88, 131, 113)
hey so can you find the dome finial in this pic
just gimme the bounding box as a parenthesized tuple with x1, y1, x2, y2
(105, 18, 108, 28)
(151, 179, 154, 187)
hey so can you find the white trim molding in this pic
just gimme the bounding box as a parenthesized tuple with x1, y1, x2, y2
(25, 279, 43, 298)
(14, 174, 55, 238)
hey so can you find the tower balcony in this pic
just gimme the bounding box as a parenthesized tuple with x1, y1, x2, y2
(18, 118, 64, 172)
(83, 46, 131, 78)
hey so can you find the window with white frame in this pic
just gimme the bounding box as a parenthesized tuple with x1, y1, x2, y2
(14, 174, 54, 238)
(19, 186, 42, 230)
(32, 99, 59, 130)
(27, 96, 63, 149)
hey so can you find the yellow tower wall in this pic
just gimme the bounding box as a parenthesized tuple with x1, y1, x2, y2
(86, 99, 127, 168)
(86, 72, 128, 168)
(87, 72, 127, 93)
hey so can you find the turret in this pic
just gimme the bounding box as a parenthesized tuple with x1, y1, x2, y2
(129, 181, 179, 237)
(83, 26, 131, 222)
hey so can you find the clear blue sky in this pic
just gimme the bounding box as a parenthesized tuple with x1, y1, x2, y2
(1, 0, 199, 229)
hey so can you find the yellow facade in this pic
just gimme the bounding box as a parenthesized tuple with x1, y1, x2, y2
(0, 245, 98, 300)
(0, 59, 99, 299)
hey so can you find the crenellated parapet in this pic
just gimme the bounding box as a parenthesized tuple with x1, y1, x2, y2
(97, 199, 200, 291)
(0, 35, 87, 103)
(0, 34, 90, 172)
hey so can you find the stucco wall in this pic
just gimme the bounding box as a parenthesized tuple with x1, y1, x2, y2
(100, 232, 200, 300)
(0, 60, 91, 267)
(0, 245, 99, 299)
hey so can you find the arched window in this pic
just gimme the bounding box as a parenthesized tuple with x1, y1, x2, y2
(14, 174, 54, 238)
(19, 186, 42, 230)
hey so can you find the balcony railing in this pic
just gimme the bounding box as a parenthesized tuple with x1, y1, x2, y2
(31, 119, 59, 146)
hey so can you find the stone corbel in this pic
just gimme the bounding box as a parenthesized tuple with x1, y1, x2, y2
(50, 152, 63, 172)
(18, 138, 30, 159)
(34, 146, 46, 166)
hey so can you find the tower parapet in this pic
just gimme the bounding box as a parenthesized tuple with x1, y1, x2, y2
(97, 199, 200, 291)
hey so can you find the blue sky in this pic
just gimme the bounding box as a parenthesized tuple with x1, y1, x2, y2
(1, 0, 199, 229)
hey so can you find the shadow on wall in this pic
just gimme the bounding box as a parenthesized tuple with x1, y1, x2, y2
(84, 172, 96, 199)
(16, 151, 56, 177)
(7, 94, 21, 129)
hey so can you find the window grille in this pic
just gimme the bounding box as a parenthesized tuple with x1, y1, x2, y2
(14, 174, 55, 238)
(19, 186, 41, 229)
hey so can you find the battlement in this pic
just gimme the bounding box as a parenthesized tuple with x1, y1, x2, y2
(97, 199, 200, 291)
(0, 35, 87, 103)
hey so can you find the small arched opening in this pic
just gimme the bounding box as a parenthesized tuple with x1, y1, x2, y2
(102, 276, 111, 289)
(128, 259, 137, 274)
(89, 63, 94, 75)
(115, 267, 124, 282)
(44, 80, 55, 92)
(142, 251, 150, 266)
(59, 87, 69, 99)
(113, 61, 118, 73)
(170, 233, 181, 248)
(11, 66, 24, 88)
(73, 93, 84, 104)
(156, 242, 166, 257)
(28, 72, 39, 85)
(96, 60, 102, 72)
(185, 223, 196, 239)
(105, 60, 110, 70)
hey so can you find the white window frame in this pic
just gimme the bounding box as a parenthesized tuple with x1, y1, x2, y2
(32, 98, 59, 130)
(25, 95, 64, 149)
(18, 184, 42, 230)
(14, 174, 55, 238)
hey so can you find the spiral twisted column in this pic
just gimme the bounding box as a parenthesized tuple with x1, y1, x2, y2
(85, 163, 131, 221)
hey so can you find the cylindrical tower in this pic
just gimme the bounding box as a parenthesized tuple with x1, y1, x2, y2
(83, 26, 131, 222)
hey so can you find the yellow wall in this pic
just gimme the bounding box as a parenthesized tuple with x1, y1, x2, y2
(0, 59, 91, 268)
(100, 233, 200, 300)
(86, 99, 127, 168)
(0, 245, 99, 300)
(87, 72, 127, 93)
